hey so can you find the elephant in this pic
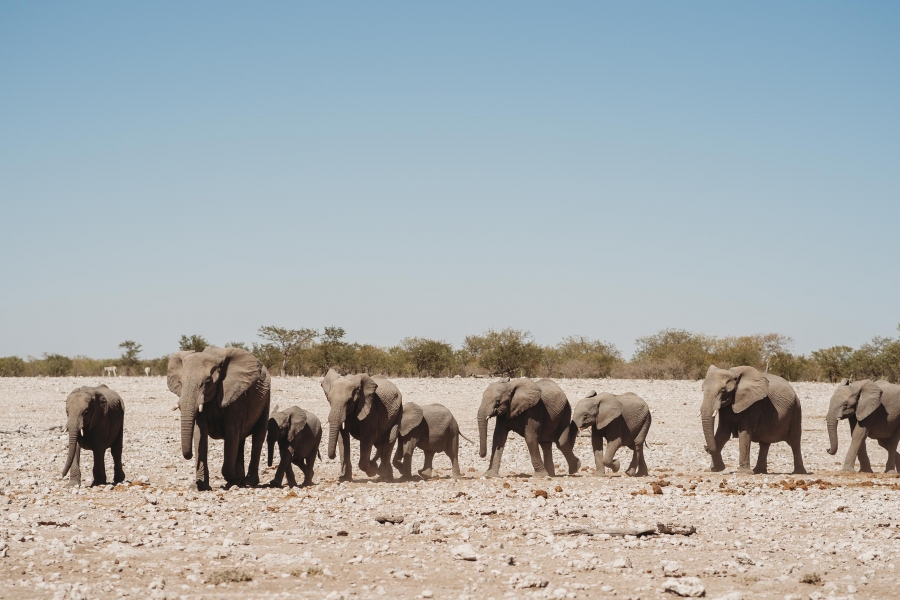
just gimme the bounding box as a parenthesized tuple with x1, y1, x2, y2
(167, 346, 271, 490)
(477, 377, 581, 479)
(701, 365, 807, 474)
(826, 379, 900, 473)
(391, 402, 473, 480)
(266, 405, 322, 487)
(322, 368, 402, 482)
(61, 385, 125, 487)
(572, 391, 651, 477)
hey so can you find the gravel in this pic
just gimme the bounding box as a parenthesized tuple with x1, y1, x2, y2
(0, 376, 899, 599)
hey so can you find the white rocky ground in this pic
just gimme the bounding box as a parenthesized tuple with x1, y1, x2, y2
(1, 376, 899, 600)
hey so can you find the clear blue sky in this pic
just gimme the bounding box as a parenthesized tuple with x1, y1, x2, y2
(1, 2, 898, 359)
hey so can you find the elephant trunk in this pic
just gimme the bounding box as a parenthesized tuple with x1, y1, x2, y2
(826, 409, 840, 456)
(477, 402, 492, 459)
(327, 405, 346, 460)
(700, 393, 720, 454)
(61, 414, 82, 477)
(181, 404, 196, 460)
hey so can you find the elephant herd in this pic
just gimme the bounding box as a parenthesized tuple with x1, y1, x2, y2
(60, 346, 900, 488)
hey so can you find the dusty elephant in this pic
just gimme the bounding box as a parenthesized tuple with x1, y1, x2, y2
(266, 405, 322, 487)
(61, 385, 125, 487)
(701, 365, 807, 474)
(477, 377, 581, 479)
(391, 402, 472, 480)
(827, 379, 900, 473)
(572, 391, 651, 476)
(322, 369, 402, 482)
(167, 346, 271, 490)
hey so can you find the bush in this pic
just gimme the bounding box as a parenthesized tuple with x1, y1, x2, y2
(0, 356, 25, 377)
(463, 329, 542, 377)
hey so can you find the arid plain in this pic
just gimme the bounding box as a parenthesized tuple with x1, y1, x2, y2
(1, 376, 898, 600)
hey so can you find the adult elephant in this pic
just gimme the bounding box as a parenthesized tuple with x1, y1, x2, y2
(701, 365, 807, 474)
(167, 346, 270, 490)
(827, 379, 900, 473)
(322, 368, 402, 482)
(477, 378, 580, 479)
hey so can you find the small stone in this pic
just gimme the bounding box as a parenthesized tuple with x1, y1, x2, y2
(144, 494, 158, 505)
(508, 573, 549, 589)
(735, 552, 755, 565)
(451, 544, 477, 561)
(257, 521, 274, 531)
(712, 593, 743, 600)
(422, 590, 433, 598)
(610, 556, 632, 569)
(663, 576, 705, 597)
(0, 496, 10, 505)
(662, 560, 681, 575)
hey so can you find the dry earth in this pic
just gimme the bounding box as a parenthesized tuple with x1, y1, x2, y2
(1, 376, 899, 600)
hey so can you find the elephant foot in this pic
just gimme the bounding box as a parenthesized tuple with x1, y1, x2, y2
(371, 473, 394, 483)
(792, 467, 809, 475)
(636, 467, 649, 477)
(841, 465, 856, 473)
(625, 468, 637, 477)
(450, 472, 463, 479)
(338, 475, 353, 483)
(753, 466, 768, 475)
(606, 459, 620, 473)
(858, 466, 873, 473)
(396, 474, 416, 482)
(66, 479, 81, 488)
(361, 464, 379, 477)
(190, 481, 212, 492)
(392, 460, 404, 472)
(885, 468, 899, 474)
(267, 480, 283, 488)
(418, 468, 433, 480)
(482, 470, 500, 479)
(589, 469, 606, 477)
(113, 471, 126, 484)
(568, 458, 582, 475)
(736, 467, 754, 475)
(532, 470, 551, 480)
(243, 476, 260, 487)
(90, 480, 108, 487)
(709, 463, 726, 473)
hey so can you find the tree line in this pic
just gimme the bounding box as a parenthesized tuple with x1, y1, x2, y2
(1, 325, 899, 383)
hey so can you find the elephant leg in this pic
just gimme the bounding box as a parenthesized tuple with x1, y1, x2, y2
(590, 428, 606, 477)
(709, 420, 731, 472)
(338, 428, 352, 482)
(788, 406, 808, 475)
(540, 442, 555, 477)
(395, 438, 415, 481)
(302, 452, 317, 487)
(91, 448, 107, 486)
(883, 428, 900, 474)
(736, 429, 753, 474)
(420, 450, 436, 480)
(67, 442, 82, 487)
(391, 440, 405, 473)
(524, 420, 550, 479)
(635, 442, 649, 477)
(625, 446, 639, 477)
(359, 437, 377, 477)
(557, 422, 582, 475)
(448, 440, 462, 479)
(602, 437, 622, 473)
(753, 442, 770, 474)
(221, 435, 242, 487)
(374, 441, 395, 482)
(852, 423, 873, 472)
(244, 412, 267, 487)
(235, 438, 246, 484)
(843, 425, 868, 473)
(111, 429, 125, 484)
(193, 423, 210, 491)
(483, 422, 509, 478)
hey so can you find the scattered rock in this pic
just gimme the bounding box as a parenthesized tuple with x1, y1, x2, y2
(663, 576, 705, 597)
(451, 544, 477, 561)
(508, 573, 549, 589)
(610, 556, 632, 569)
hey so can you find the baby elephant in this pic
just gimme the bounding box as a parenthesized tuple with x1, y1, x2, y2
(266, 405, 322, 487)
(392, 402, 471, 480)
(572, 391, 652, 477)
(61, 385, 125, 487)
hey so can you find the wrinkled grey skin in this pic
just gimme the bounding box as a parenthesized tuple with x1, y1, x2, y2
(391, 402, 473, 480)
(266, 405, 322, 487)
(61, 385, 125, 487)
(167, 346, 270, 490)
(477, 378, 581, 479)
(572, 391, 651, 477)
(701, 365, 807, 474)
(322, 369, 403, 482)
(826, 379, 900, 473)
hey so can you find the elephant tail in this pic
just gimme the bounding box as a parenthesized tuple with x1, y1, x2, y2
(459, 431, 475, 444)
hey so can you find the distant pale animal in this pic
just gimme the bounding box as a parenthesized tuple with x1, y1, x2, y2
(144, 367, 150, 376)
(104, 366, 117, 377)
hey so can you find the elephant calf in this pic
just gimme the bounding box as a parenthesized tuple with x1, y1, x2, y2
(266, 405, 322, 487)
(572, 391, 651, 476)
(61, 385, 125, 487)
(391, 402, 473, 480)
(827, 379, 900, 473)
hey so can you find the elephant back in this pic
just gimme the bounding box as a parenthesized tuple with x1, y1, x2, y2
(534, 378, 569, 423)
(372, 376, 402, 425)
(762, 373, 798, 419)
(875, 381, 900, 420)
(618, 392, 649, 433)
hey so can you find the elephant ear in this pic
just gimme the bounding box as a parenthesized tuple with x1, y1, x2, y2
(731, 366, 768, 414)
(354, 374, 379, 420)
(399, 402, 424, 436)
(287, 409, 308, 442)
(508, 378, 542, 418)
(166, 351, 193, 397)
(322, 368, 340, 397)
(595, 397, 624, 430)
(585, 390, 597, 398)
(839, 378, 851, 386)
(534, 379, 569, 422)
(204, 346, 263, 409)
(855, 380, 883, 421)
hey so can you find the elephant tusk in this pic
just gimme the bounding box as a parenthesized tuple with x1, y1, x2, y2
(712, 408, 718, 417)
(198, 403, 203, 413)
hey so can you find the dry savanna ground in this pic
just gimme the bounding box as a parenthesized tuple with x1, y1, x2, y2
(1, 376, 899, 600)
